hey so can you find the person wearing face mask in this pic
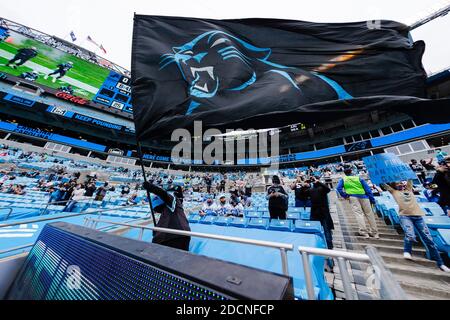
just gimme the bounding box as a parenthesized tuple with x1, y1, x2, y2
(143, 181, 191, 251)
(382, 180, 449, 272)
(267, 175, 288, 219)
(216, 194, 230, 216)
(199, 195, 218, 216)
(225, 199, 244, 217)
(431, 156, 450, 216)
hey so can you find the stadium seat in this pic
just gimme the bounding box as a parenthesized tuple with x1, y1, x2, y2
(293, 220, 323, 234)
(247, 218, 269, 230)
(423, 216, 450, 229)
(214, 216, 233, 226)
(245, 211, 261, 218)
(200, 215, 217, 224)
(229, 217, 249, 228)
(188, 214, 202, 223)
(286, 212, 300, 220)
(268, 219, 293, 232)
(434, 229, 450, 257)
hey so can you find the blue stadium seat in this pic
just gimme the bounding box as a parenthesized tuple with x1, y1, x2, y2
(435, 229, 450, 257)
(214, 216, 233, 226)
(229, 217, 248, 228)
(293, 220, 323, 234)
(261, 211, 270, 219)
(286, 212, 300, 220)
(268, 219, 293, 232)
(245, 211, 261, 218)
(188, 214, 202, 223)
(200, 215, 217, 224)
(424, 216, 450, 229)
(247, 218, 269, 230)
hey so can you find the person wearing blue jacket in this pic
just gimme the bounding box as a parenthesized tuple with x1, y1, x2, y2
(336, 167, 379, 239)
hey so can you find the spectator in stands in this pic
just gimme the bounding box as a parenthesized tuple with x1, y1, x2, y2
(309, 176, 334, 250)
(241, 195, 252, 208)
(420, 158, 435, 171)
(125, 193, 139, 206)
(244, 181, 253, 197)
(94, 182, 109, 201)
(435, 148, 448, 164)
(431, 156, 450, 215)
(84, 181, 97, 197)
(218, 178, 226, 192)
(225, 199, 244, 217)
(367, 182, 382, 197)
(267, 175, 288, 219)
(423, 183, 440, 203)
(143, 181, 191, 251)
(204, 174, 212, 193)
(336, 166, 379, 239)
(121, 184, 131, 196)
(216, 195, 229, 216)
(199, 196, 218, 216)
(65, 184, 85, 212)
(323, 170, 333, 189)
(409, 159, 426, 185)
(291, 176, 311, 209)
(383, 181, 449, 272)
(48, 185, 63, 204)
(60, 182, 74, 205)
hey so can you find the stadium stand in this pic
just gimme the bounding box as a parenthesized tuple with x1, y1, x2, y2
(0, 13, 450, 301)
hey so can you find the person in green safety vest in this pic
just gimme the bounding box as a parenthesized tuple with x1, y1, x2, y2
(336, 165, 379, 239)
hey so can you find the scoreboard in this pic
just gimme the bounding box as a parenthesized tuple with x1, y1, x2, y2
(93, 71, 133, 113)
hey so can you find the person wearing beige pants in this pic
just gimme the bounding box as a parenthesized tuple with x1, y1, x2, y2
(336, 166, 380, 239)
(348, 197, 378, 236)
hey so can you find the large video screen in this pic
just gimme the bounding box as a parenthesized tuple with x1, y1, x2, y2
(0, 27, 132, 113)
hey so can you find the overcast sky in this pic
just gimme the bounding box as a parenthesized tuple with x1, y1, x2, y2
(2, 0, 450, 74)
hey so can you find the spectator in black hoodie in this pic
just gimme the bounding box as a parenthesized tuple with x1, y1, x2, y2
(267, 175, 288, 219)
(143, 182, 191, 251)
(431, 156, 450, 216)
(308, 177, 334, 249)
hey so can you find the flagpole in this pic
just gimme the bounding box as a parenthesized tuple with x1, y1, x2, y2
(136, 140, 157, 225)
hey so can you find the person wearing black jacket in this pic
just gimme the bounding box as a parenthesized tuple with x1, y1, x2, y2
(267, 175, 288, 219)
(143, 181, 191, 251)
(308, 177, 334, 249)
(291, 176, 311, 209)
(431, 157, 450, 216)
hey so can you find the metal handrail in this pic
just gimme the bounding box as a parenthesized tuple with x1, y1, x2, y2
(0, 207, 14, 221)
(365, 246, 408, 300)
(84, 218, 293, 276)
(298, 245, 407, 300)
(0, 243, 34, 255)
(0, 203, 148, 228)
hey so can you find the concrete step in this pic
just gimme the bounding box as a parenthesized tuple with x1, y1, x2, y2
(386, 263, 450, 283)
(340, 217, 391, 225)
(338, 224, 400, 234)
(347, 242, 427, 256)
(342, 231, 401, 240)
(394, 273, 450, 300)
(344, 236, 410, 247)
(377, 252, 438, 269)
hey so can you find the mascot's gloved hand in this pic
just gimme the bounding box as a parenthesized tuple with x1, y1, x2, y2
(143, 181, 152, 191)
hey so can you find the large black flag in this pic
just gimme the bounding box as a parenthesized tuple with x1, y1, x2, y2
(131, 15, 450, 141)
